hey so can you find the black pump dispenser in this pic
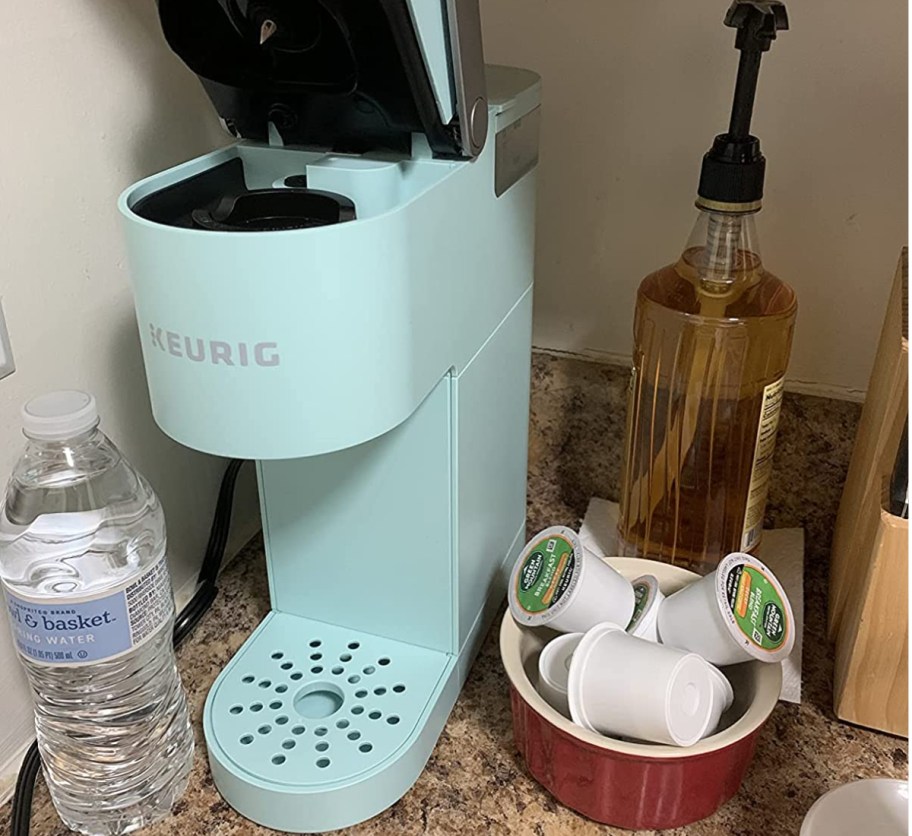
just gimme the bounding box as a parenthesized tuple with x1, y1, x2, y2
(696, 1, 788, 211)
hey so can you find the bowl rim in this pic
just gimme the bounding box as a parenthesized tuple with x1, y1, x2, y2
(500, 556, 783, 759)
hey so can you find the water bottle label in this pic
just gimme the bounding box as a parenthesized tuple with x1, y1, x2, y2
(2, 554, 174, 666)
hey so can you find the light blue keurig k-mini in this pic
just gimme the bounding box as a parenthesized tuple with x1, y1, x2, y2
(118, 1, 539, 831)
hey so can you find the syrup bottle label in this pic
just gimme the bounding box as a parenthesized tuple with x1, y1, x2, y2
(741, 376, 785, 551)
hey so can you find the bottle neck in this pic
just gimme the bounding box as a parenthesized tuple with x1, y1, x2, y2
(682, 209, 763, 295)
(25, 426, 104, 454)
(21, 428, 117, 479)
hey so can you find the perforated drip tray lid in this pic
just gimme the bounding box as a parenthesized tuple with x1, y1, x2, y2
(206, 611, 452, 788)
(191, 188, 356, 232)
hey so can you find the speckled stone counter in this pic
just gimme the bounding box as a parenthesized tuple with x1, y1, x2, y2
(2, 353, 906, 835)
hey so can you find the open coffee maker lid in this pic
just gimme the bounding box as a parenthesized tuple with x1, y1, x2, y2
(156, 0, 488, 159)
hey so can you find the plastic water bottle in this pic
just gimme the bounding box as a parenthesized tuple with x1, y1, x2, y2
(0, 392, 193, 836)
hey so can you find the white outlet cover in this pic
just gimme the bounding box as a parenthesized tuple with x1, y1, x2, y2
(0, 299, 15, 380)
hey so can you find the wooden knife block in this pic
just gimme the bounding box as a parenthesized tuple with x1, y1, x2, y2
(832, 496, 908, 735)
(828, 250, 908, 736)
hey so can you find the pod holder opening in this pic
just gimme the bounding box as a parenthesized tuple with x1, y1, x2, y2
(191, 189, 356, 232)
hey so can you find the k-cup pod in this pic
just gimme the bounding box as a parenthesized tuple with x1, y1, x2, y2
(701, 662, 735, 739)
(537, 632, 583, 718)
(625, 574, 665, 642)
(567, 622, 714, 747)
(657, 552, 795, 666)
(509, 527, 635, 634)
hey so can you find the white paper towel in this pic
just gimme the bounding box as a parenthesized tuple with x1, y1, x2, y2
(579, 497, 804, 704)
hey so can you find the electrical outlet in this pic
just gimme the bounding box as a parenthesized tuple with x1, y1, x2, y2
(0, 299, 15, 381)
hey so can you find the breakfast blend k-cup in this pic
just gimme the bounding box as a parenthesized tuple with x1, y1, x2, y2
(509, 526, 635, 634)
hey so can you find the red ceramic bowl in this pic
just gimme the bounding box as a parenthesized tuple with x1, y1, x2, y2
(500, 557, 782, 830)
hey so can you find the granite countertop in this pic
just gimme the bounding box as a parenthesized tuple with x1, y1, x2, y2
(2, 354, 907, 835)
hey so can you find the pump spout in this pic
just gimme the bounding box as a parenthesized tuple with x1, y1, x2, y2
(695, 0, 789, 212)
(725, 1, 789, 139)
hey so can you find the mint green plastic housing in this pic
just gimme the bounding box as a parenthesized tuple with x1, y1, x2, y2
(119, 66, 540, 833)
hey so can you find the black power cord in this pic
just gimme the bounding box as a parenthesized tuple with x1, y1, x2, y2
(9, 747, 39, 836)
(10, 458, 247, 836)
(173, 458, 245, 647)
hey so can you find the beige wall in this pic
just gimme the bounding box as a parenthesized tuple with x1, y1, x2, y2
(0, 0, 259, 786)
(483, 0, 908, 399)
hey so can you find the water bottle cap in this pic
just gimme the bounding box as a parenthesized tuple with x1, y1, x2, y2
(22, 390, 100, 441)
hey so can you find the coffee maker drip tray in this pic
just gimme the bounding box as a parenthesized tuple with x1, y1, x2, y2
(205, 611, 456, 832)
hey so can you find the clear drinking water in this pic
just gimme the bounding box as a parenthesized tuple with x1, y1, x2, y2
(0, 392, 193, 836)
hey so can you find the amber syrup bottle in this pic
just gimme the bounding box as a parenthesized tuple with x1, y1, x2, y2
(618, 1, 796, 574)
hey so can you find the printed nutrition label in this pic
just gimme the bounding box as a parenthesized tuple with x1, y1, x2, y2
(126, 556, 173, 646)
(741, 377, 785, 552)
